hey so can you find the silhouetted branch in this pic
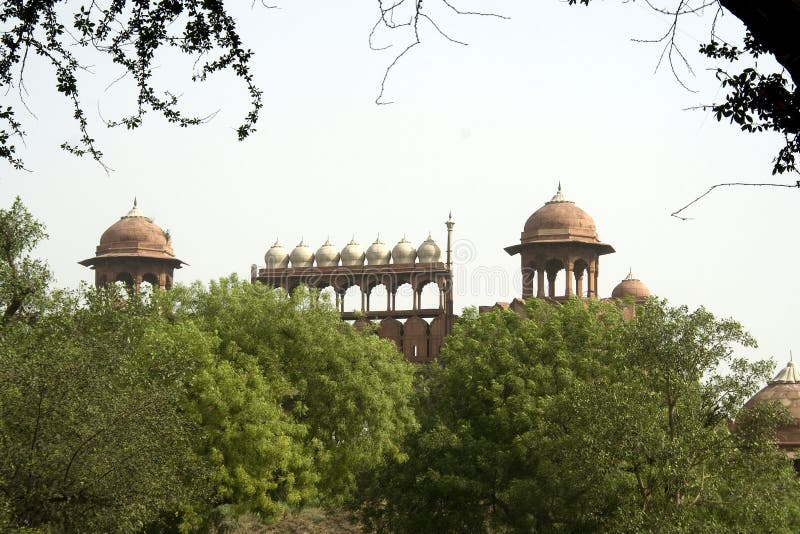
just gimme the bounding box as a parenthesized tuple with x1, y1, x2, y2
(671, 180, 800, 220)
(373, 0, 507, 104)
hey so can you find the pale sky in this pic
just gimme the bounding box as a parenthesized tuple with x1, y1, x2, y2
(2, 1, 798, 371)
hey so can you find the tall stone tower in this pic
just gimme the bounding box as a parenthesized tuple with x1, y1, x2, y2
(505, 184, 615, 300)
(79, 199, 185, 289)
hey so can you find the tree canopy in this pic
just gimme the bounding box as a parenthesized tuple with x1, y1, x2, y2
(0, 198, 417, 532)
(355, 298, 800, 533)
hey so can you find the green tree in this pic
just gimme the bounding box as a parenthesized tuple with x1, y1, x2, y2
(356, 298, 800, 533)
(0, 200, 417, 530)
(0, 197, 50, 322)
(0, 286, 213, 532)
(174, 277, 417, 515)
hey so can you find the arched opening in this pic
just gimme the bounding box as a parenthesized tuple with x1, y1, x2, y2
(403, 316, 429, 362)
(115, 272, 134, 288)
(394, 283, 414, 311)
(97, 274, 108, 287)
(342, 285, 363, 313)
(142, 272, 159, 287)
(544, 259, 565, 298)
(368, 283, 389, 312)
(419, 281, 441, 310)
(319, 285, 338, 311)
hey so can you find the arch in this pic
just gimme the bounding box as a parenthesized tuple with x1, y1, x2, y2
(403, 316, 428, 362)
(97, 274, 108, 287)
(319, 285, 338, 310)
(544, 258, 565, 298)
(429, 315, 446, 360)
(342, 284, 363, 313)
(573, 259, 589, 297)
(115, 272, 134, 287)
(368, 283, 389, 312)
(378, 317, 402, 351)
(141, 272, 159, 287)
(394, 282, 414, 311)
(419, 281, 441, 310)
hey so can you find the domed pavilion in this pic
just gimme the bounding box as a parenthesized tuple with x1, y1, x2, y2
(744, 359, 800, 456)
(504, 184, 614, 300)
(79, 199, 185, 289)
(611, 270, 651, 301)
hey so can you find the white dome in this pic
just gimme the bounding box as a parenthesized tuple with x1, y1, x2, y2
(289, 239, 314, 268)
(315, 238, 340, 267)
(341, 237, 366, 267)
(392, 236, 417, 264)
(264, 239, 290, 269)
(366, 235, 391, 265)
(417, 233, 441, 263)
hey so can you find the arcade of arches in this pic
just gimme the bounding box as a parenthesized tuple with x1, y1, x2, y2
(83, 191, 800, 453)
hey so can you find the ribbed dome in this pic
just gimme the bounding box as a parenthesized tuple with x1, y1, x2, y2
(417, 233, 441, 263)
(611, 270, 651, 299)
(289, 239, 314, 268)
(366, 235, 391, 265)
(744, 360, 800, 450)
(392, 236, 417, 264)
(264, 240, 290, 269)
(522, 184, 599, 244)
(94, 199, 175, 259)
(341, 237, 366, 267)
(315, 238, 340, 267)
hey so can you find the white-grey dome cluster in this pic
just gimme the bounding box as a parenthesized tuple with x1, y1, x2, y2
(263, 234, 442, 269)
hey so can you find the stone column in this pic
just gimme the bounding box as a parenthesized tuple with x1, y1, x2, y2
(537, 267, 545, 298)
(565, 260, 573, 297)
(588, 266, 596, 298)
(547, 270, 557, 298)
(522, 266, 534, 299)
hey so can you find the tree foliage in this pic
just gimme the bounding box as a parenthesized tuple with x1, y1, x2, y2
(566, 0, 800, 175)
(0, 0, 261, 170)
(0, 199, 417, 531)
(3, 1, 798, 175)
(356, 298, 800, 533)
(0, 197, 50, 322)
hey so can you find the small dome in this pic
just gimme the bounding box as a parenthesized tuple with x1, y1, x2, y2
(522, 184, 599, 244)
(366, 235, 391, 265)
(95, 199, 175, 259)
(264, 239, 290, 269)
(341, 237, 366, 267)
(611, 270, 651, 299)
(315, 238, 340, 267)
(289, 239, 314, 268)
(392, 236, 417, 264)
(417, 233, 441, 263)
(744, 360, 800, 449)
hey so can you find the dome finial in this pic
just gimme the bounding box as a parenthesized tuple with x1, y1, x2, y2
(625, 267, 634, 280)
(133, 196, 138, 208)
(550, 182, 566, 202)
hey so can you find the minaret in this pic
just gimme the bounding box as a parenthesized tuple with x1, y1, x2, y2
(446, 211, 454, 271)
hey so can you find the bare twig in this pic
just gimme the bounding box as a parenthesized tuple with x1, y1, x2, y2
(671, 181, 800, 220)
(373, 0, 507, 104)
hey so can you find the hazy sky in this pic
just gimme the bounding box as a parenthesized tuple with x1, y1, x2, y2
(2, 1, 798, 371)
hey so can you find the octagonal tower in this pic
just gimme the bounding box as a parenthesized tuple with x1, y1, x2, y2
(79, 199, 185, 289)
(505, 184, 614, 300)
